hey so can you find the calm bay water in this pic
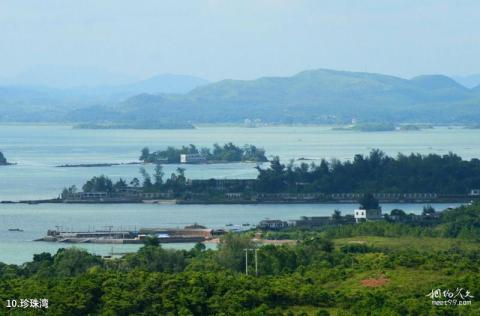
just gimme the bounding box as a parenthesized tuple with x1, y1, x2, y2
(0, 203, 460, 264)
(0, 124, 477, 263)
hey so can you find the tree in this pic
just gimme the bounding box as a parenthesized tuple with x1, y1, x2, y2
(303, 237, 334, 253)
(140, 147, 150, 161)
(390, 209, 406, 217)
(130, 177, 140, 188)
(359, 193, 380, 210)
(216, 233, 254, 271)
(422, 205, 436, 215)
(82, 175, 114, 192)
(332, 209, 342, 223)
(113, 178, 127, 191)
(153, 163, 164, 186)
(52, 248, 103, 277)
(175, 167, 186, 186)
(270, 156, 285, 174)
(143, 235, 160, 247)
(139, 167, 152, 189)
(124, 243, 187, 272)
(62, 185, 78, 197)
(190, 242, 206, 257)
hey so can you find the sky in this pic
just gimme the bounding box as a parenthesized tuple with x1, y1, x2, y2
(0, 0, 479, 83)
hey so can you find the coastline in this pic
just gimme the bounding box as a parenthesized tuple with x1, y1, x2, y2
(2, 196, 475, 205)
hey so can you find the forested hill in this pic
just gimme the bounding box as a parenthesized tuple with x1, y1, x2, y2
(68, 69, 480, 126)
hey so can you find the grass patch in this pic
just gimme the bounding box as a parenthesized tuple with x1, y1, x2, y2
(333, 236, 479, 252)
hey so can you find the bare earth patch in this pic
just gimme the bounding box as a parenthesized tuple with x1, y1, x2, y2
(361, 276, 390, 287)
(256, 239, 298, 245)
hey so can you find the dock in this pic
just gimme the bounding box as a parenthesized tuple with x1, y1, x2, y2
(36, 226, 214, 244)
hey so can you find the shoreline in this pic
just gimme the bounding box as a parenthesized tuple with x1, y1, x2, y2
(55, 160, 266, 168)
(1, 197, 474, 205)
(56, 162, 142, 168)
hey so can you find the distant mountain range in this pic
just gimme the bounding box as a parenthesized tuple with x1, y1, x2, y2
(0, 72, 209, 122)
(1, 68, 479, 126)
(69, 69, 480, 126)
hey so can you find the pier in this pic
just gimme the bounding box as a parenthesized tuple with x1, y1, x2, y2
(36, 226, 214, 244)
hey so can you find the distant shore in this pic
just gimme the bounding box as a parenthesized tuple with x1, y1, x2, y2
(2, 196, 474, 205)
(73, 123, 195, 130)
(0, 162, 16, 166)
(56, 162, 142, 168)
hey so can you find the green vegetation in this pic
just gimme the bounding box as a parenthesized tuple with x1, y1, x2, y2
(0, 74, 207, 124)
(0, 203, 479, 315)
(398, 124, 434, 131)
(255, 149, 480, 194)
(65, 69, 480, 126)
(81, 175, 120, 193)
(5, 69, 479, 125)
(264, 202, 480, 242)
(68, 150, 480, 202)
(140, 143, 268, 163)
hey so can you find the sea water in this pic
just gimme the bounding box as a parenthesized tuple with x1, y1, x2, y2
(0, 124, 476, 263)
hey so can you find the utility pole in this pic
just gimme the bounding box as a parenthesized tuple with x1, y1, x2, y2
(244, 248, 259, 276)
(254, 249, 258, 276)
(244, 249, 249, 275)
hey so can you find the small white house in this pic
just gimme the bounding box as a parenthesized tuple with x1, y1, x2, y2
(469, 189, 480, 196)
(354, 209, 383, 223)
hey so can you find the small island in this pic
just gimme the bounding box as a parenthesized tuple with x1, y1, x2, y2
(332, 123, 396, 132)
(0, 151, 13, 166)
(398, 124, 434, 131)
(333, 123, 434, 132)
(140, 143, 268, 164)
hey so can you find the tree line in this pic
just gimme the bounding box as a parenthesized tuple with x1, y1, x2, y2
(66, 149, 480, 198)
(256, 149, 480, 194)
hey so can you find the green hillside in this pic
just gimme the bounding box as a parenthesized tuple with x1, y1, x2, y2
(71, 69, 480, 125)
(3, 69, 480, 125)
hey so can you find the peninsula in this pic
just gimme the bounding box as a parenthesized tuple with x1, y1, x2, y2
(56, 162, 142, 168)
(57, 150, 480, 204)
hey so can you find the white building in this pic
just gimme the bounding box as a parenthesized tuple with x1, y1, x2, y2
(180, 154, 206, 164)
(258, 220, 288, 230)
(354, 209, 383, 223)
(469, 189, 480, 196)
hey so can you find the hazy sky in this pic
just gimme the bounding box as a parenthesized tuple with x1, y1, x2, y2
(1, 0, 479, 81)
